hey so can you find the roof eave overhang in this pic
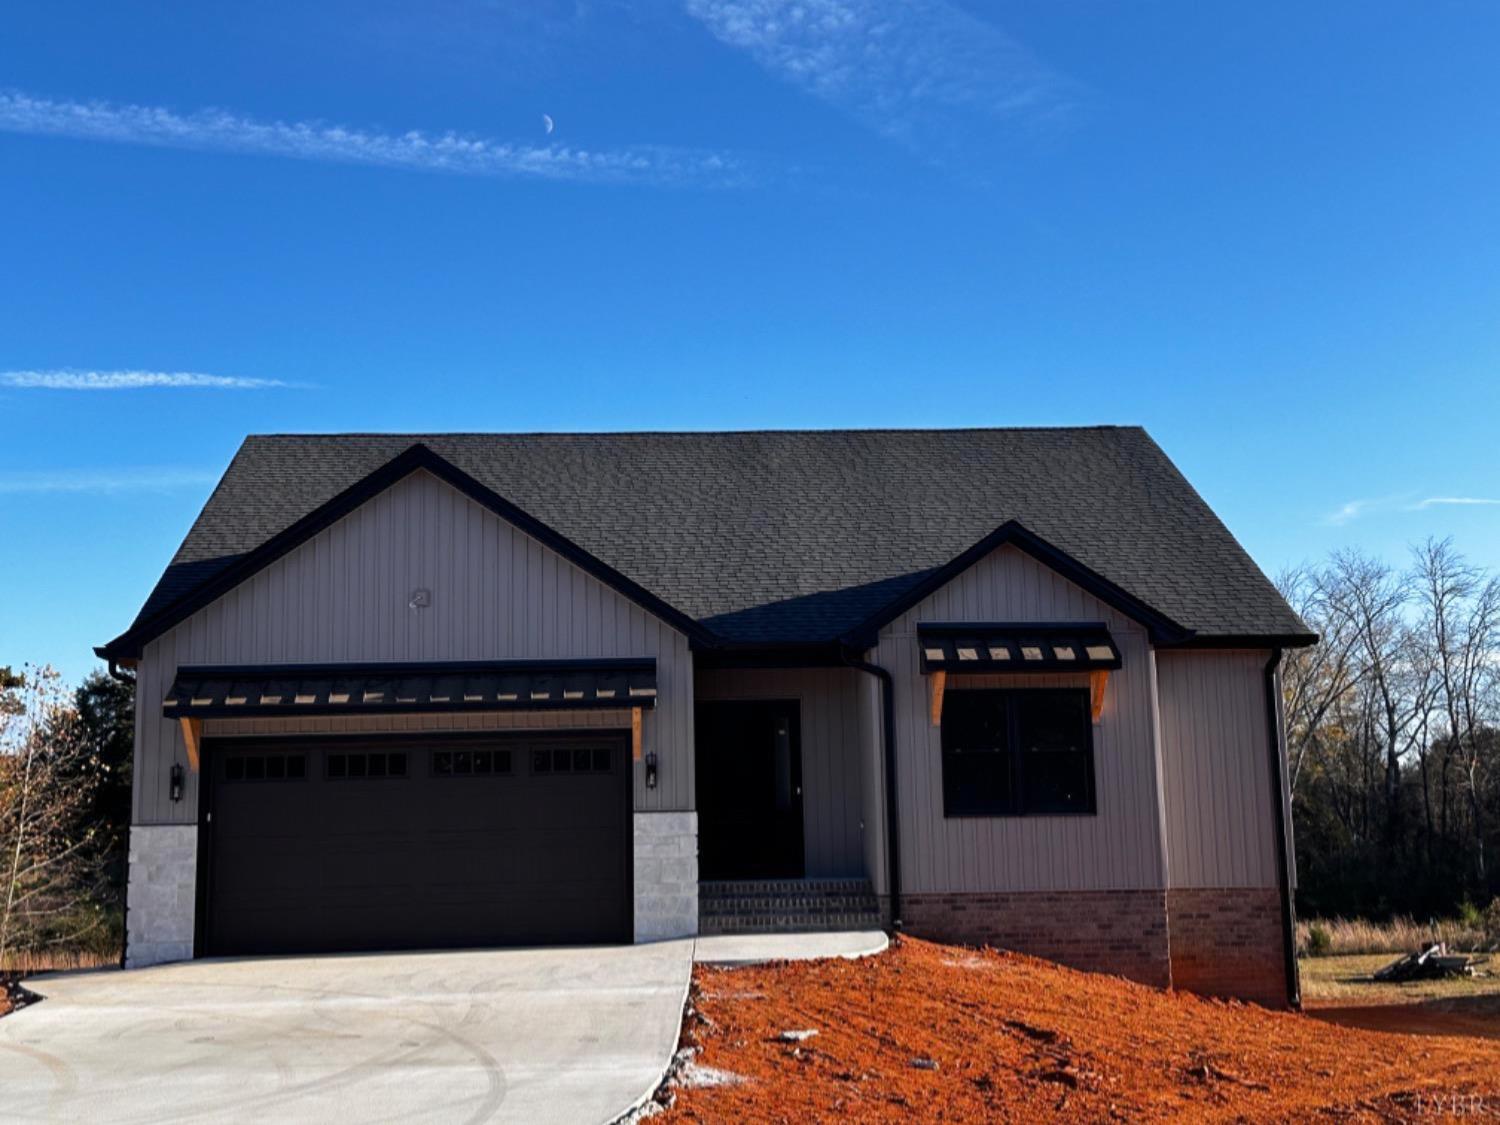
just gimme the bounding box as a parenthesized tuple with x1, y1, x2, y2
(836, 520, 1196, 651)
(1163, 632, 1321, 650)
(97, 442, 718, 661)
(692, 640, 847, 669)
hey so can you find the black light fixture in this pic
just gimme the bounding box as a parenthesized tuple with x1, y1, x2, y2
(644, 751, 658, 790)
(169, 763, 185, 803)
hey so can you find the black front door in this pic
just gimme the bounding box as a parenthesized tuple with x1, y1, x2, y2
(695, 699, 804, 879)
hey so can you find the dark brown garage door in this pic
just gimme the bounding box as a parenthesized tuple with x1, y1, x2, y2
(198, 735, 632, 956)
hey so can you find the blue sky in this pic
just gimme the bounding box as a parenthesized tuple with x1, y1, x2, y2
(3, 1, 1498, 684)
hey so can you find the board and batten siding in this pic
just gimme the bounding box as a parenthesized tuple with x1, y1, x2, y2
(132, 469, 694, 824)
(1155, 649, 1278, 888)
(856, 670, 888, 896)
(875, 544, 1170, 895)
(695, 668, 868, 880)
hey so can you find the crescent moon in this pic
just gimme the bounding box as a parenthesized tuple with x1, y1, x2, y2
(542, 114, 554, 135)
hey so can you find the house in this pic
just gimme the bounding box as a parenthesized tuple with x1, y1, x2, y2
(97, 428, 1315, 1007)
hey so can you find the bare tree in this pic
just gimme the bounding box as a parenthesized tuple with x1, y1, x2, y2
(1291, 537, 1500, 919)
(1328, 549, 1431, 847)
(0, 665, 104, 967)
(1277, 564, 1362, 793)
(1414, 538, 1500, 882)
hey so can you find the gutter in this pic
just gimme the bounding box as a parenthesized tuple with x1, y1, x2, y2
(1263, 649, 1302, 1009)
(104, 659, 136, 968)
(840, 646, 902, 931)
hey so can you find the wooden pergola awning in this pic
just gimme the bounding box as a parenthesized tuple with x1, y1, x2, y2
(917, 623, 1121, 726)
(917, 622, 1122, 673)
(164, 659, 658, 769)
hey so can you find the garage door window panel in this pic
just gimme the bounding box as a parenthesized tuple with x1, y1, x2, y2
(225, 753, 307, 782)
(432, 748, 513, 777)
(327, 751, 408, 780)
(532, 746, 613, 775)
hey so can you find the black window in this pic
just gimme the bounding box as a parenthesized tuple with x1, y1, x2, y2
(940, 689, 1094, 817)
(327, 751, 408, 780)
(225, 753, 307, 783)
(432, 748, 512, 778)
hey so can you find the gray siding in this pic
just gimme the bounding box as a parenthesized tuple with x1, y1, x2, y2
(695, 667, 868, 879)
(133, 469, 694, 824)
(856, 669, 887, 896)
(1156, 650, 1278, 888)
(877, 544, 1168, 894)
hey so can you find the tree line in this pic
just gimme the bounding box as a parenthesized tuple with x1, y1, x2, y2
(1280, 538, 1500, 919)
(0, 665, 132, 966)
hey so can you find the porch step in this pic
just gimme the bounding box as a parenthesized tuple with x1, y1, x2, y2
(698, 878, 884, 935)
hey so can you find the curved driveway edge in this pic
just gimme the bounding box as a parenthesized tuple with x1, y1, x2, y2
(1, 940, 696, 1125)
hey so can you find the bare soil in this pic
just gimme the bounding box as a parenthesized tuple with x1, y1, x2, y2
(662, 936, 1500, 1123)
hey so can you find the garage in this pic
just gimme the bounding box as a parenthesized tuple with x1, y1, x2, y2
(198, 734, 632, 956)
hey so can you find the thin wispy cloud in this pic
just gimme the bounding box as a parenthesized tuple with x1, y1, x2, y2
(1325, 494, 1500, 525)
(1326, 498, 1383, 526)
(0, 468, 218, 495)
(2, 369, 292, 390)
(0, 90, 749, 187)
(1413, 497, 1500, 510)
(682, 0, 1071, 156)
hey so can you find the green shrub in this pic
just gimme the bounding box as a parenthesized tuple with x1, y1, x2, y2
(1306, 924, 1333, 957)
(1458, 899, 1484, 929)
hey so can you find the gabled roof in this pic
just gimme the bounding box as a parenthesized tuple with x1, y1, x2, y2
(98, 427, 1315, 660)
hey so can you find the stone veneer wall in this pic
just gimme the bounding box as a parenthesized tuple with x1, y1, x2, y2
(124, 825, 198, 968)
(1166, 887, 1289, 1008)
(634, 811, 699, 941)
(902, 889, 1173, 988)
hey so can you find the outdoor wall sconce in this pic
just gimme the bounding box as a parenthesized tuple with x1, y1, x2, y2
(645, 751, 658, 790)
(169, 763, 185, 803)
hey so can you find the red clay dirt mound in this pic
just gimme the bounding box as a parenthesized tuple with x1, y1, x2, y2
(663, 936, 1500, 1123)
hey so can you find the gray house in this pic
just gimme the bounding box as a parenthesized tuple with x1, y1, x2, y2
(98, 428, 1315, 1007)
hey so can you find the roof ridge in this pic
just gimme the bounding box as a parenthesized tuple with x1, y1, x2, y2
(242, 425, 1148, 439)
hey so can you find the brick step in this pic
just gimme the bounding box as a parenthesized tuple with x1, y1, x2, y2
(699, 912, 884, 935)
(697, 878, 883, 935)
(699, 878, 872, 896)
(700, 896, 879, 915)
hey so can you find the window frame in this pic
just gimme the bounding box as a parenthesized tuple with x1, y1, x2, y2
(939, 687, 1097, 819)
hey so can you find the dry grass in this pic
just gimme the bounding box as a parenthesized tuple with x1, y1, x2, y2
(1300, 953, 1500, 1006)
(1298, 915, 1495, 956)
(0, 947, 119, 975)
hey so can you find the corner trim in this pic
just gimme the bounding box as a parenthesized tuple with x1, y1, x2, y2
(1263, 649, 1302, 1009)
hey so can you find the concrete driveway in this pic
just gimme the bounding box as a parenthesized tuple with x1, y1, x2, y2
(0, 941, 694, 1125)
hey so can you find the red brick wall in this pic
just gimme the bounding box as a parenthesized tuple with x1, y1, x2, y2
(1166, 887, 1290, 1008)
(901, 890, 1172, 988)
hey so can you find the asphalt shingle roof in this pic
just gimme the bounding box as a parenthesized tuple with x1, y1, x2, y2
(120, 427, 1309, 647)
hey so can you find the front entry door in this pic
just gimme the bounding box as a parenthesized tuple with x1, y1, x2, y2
(695, 700, 804, 879)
